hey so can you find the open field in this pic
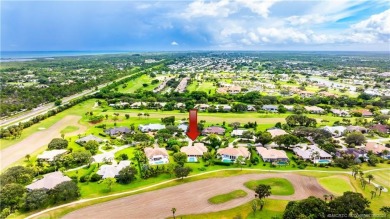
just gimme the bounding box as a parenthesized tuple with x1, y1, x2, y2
(62, 173, 329, 219)
(370, 170, 390, 189)
(117, 74, 161, 93)
(0, 115, 87, 170)
(60, 125, 80, 134)
(244, 178, 295, 195)
(208, 190, 248, 204)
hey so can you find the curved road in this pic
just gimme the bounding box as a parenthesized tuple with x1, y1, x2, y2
(63, 173, 329, 219)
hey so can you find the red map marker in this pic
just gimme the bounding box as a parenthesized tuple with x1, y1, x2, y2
(186, 109, 200, 141)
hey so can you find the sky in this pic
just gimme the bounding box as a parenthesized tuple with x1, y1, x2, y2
(1, 0, 390, 51)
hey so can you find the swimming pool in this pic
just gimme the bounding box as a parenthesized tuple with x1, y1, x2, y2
(317, 160, 330, 164)
(188, 157, 197, 162)
(277, 161, 288, 165)
(153, 160, 165, 164)
(222, 158, 233, 163)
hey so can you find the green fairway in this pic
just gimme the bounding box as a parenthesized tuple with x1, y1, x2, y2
(370, 170, 390, 189)
(60, 125, 80, 134)
(318, 175, 355, 196)
(173, 199, 288, 219)
(208, 190, 247, 204)
(117, 74, 160, 93)
(244, 178, 294, 195)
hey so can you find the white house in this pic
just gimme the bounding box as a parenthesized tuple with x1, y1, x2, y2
(262, 105, 278, 112)
(96, 160, 131, 179)
(139, 124, 166, 132)
(231, 129, 248, 137)
(267, 128, 288, 138)
(293, 145, 332, 163)
(323, 126, 347, 137)
(305, 106, 325, 114)
(144, 147, 169, 165)
(37, 149, 67, 162)
(217, 147, 250, 163)
(256, 147, 289, 162)
(26, 172, 71, 190)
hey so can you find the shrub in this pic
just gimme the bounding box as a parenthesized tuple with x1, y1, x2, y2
(48, 138, 68, 150)
(90, 173, 102, 182)
(79, 175, 88, 183)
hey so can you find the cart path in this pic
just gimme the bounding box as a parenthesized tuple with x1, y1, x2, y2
(0, 115, 86, 170)
(63, 173, 329, 219)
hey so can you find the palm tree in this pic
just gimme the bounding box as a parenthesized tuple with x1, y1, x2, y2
(251, 200, 257, 215)
(367, 174, 374, 184)
(25, 154, 31, 162)
(370, 190, 376, 199)
(323, 194, 329, 202)
(359, 171, 364, 179)
(144, 113, 150, 119)
(379, 186, 384, 196)
(171, 208, 176, 219)
(258, 199, 265, 211)
(138, 113, 143, 119)
(351, 165, 360, 179)
(329, 194, 335, 201)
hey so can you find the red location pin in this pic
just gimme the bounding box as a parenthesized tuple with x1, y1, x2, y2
(186, 109, 200, 141)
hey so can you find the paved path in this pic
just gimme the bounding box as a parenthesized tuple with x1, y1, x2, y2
(63, 173, 329, 219)
(0, 115, 86, 170)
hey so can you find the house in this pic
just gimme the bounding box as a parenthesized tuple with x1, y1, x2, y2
(267, 128, 287, 138)
(318, 91, 337, 98)
(217, 86, 241, 94)
(305, 106, 325, 114)
(26, 172, 71, 190)
(293, 145, 332, 163)
(76, 135, 104, 145)
(284, 105, 294, 111)
(370, 124, 390, 134)
(346, 125, 367, 133)
(130, 102, 146, 109)
(144, 147, 169, 165)
(37, 149, 67, 162)
(354, 109, 373, 117)
(202, 126, 226, 135)
(262, 105, 278, 112)
(178, 123, 188, 132)
(256, 147, 289, 162)
(180, 143, 208, 162)
(336, 148, 367, 160)
(96, 161, 131, 179)
(231, 129, 248, 137)
(195, 104, 210, 111)
(217, 147, 250, 162)
(105, 127, 131, 136)
(299, 91, 315, 98)
(175, 103, 186, 109)
(380, 109, 389, 115)
(323, 126, 347, 137)
(247, 105, 256, 111)
(215, 105, 232, 112)
(138, 124, 166, 132)
(330, 109, 349, 117)
(365, 142, 388, 154)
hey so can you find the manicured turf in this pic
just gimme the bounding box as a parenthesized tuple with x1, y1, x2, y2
(318, 175, 355, 196)
(244, 178, 294, 195)
(60, 125, 80, 134)
(208, 190, 248, 204)
(370, 170, 390, 189)
(173, 199, 288, 219)
(117, 74, 160, 93)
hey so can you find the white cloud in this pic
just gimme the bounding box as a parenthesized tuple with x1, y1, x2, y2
(181, 0, 233, 19)
(235, 0, 278, 18)
(286, 14, 333, 26)
(171, 41, 179, 46)
(351, 9, 390, 42)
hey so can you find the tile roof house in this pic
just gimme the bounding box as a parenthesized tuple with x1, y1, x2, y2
(105, 127, 131, 136)
(262, 105, 278, 112)
(144, 147, 169, 165)
(76, 135, 104, 145)
(231, 129, 248, 137)
(370, 124, 390, 134)
(304, 106, 325, 114)
(346, 125, 368, 133)
(354, 109, 373, 117)
(138, 124, 166, 132)
(256, 147, 289, 162)
(365, 142, 388, 154)
(195, 104, 210, 111)
(293, 145, 332, 163)
(37, 149, 67, 162)
(130, 102, 146, 109)
(217, 147, 250, 161)
(26, 172, 71, 190)
(336, 148, 367, 159)
(323, 126, 347, 137)
(267, 128, 288, 138)
(330, 109, 349, 117)
(96, 161, 131, 179)
(202, 126, 226, 135)
(180, 143, 208, 157)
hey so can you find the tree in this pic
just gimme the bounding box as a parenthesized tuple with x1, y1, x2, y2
(125, 114, 130, 119)
(161, 116, 175, 125)
(0, 183, 25, 211)
(0, 166, 35, 185)
(235, 156, 245, 170)
(286, 114, 316, 127)
(242, 131, 254, 140)
(25, 154, 31, 162)
(367, 174, 374, 184)
(202, 152, 213, 161)
(48, 138, 68, 149)
(174, 165, 191, 179)
(345, 131, 366, 146)
(102, 177, 116, 192)
(117, 166, 138, 184)
(323, 194, 329, 202)
(51, 181, 80, 203)
(173, 152, 187, 167)
(367, 154, 379, 166)
(54, 99, 62, 106)
(379, 186, 384, 196)
(255, 184, 272, 200)
(283, 196, 327, 219)
(373, 114, 390, 124)
(171, 207, 177, 219)
(84, 140, 99, 155)
(208, 134, 222, 149)
(380, 206, 390, 218)
(273, 134, 300, 148)
(255, 131, 272, 145)
(370, 190, 376, 199)
(23, 189, 49, 210)
(328, 192, 372, 216)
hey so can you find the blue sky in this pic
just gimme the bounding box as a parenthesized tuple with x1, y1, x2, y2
(1, 0, 389, 51)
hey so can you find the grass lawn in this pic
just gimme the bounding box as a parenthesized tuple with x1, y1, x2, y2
(370, 170, 390, 189)
(244, 178, 294, 196)
(60, 125, 80, 134)
(318, 175, 356, 196)
(117, 74, 160, 93)
(208, 190, 248, 204)
(173, 199, 288, 219)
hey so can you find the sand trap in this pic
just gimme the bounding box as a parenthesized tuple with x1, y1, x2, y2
(63, 173, 330, 219)
(0, 115, 86, 170)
